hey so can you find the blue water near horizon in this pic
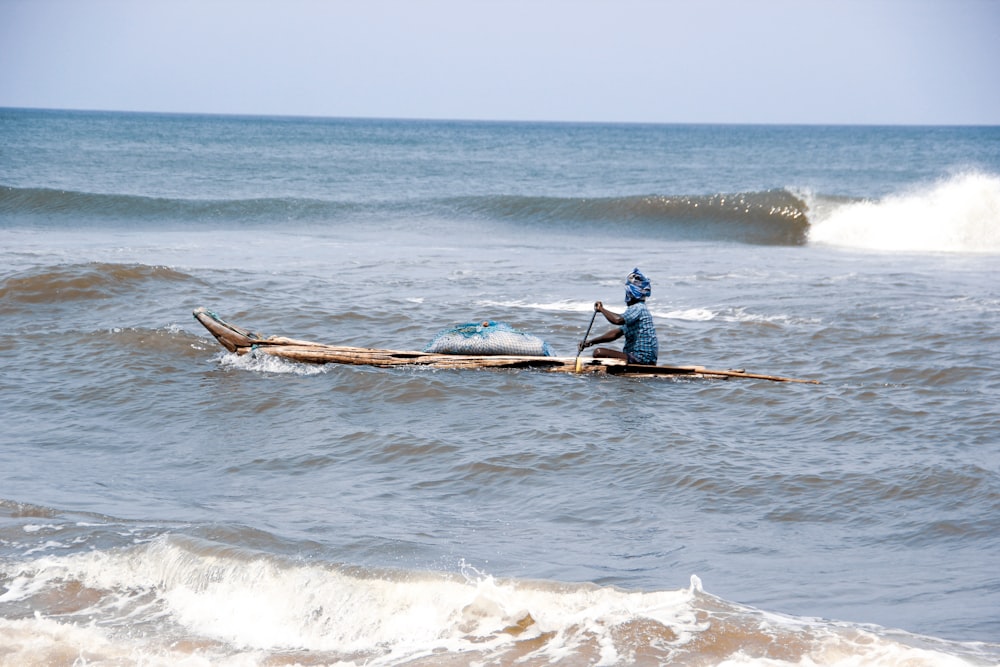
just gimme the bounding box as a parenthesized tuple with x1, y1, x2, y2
(1, 107, 999, 666)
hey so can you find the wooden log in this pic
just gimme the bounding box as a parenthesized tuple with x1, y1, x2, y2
(260, 345, 618, 374)
(610, 363, 821, 384)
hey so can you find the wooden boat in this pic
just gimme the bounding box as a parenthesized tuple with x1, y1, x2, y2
(193, 307, 820, 384)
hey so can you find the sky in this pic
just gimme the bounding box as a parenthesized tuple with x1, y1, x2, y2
(2, 0, 999, 125)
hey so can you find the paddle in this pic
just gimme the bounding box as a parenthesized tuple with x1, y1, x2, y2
(575, 309, 598, 372)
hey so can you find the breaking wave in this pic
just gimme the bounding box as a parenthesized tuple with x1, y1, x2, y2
(806, 172, 1000, 253)
(1, 531, 993, 667)
(6, 174, 996, 252)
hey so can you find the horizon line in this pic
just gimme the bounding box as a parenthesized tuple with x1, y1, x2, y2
(4, 105, 999, 129)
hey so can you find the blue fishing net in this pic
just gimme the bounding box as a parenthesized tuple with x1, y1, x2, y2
(424, 321, 554, 356)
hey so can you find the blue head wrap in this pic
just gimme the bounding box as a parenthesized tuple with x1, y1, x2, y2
(625, 267, 651, 302)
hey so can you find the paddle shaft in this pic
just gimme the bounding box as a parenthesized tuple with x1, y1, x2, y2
(579, 310, 598, 352)
(573, 310, 599, 372)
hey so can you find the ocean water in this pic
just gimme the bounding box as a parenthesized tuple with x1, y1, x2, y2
(1, 107, 999, 666)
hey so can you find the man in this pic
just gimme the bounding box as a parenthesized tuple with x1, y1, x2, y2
(579, 268, 658, 365)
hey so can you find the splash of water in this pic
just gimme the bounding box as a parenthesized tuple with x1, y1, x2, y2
(808, 172, 1000, 253)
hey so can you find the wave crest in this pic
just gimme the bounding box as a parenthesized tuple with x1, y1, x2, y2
(2, 535, 987, 666)
(0, 185, 345, 224)
(807, 172, 1000, 253)
(2, 184, 811, 245)
(454, 190, 810, 245)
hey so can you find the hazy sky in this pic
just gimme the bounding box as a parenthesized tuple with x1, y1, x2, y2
(2, 0, 998, 125)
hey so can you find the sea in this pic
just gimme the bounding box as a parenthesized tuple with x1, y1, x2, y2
(1, 107, 998, 666)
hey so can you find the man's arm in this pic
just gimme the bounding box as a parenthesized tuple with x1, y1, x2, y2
(595, 301, 624, 325)
(581, 326, 623, 348)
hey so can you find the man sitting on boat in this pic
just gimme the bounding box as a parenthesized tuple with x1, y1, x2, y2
(579, 268, 659, 365)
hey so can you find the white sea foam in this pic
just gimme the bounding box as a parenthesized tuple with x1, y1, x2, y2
(484, 300, 718, 322)
(807, 172, 1000, 253)
(21, 524, 55, 533)
(1, 539, 991, 667)
(483, 300, 810, 328)
(215, 351, 328, 376)
(659, 307, 717, 321)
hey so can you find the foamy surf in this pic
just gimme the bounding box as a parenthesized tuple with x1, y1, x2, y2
(480, 299, 813, 326)
(0, 536, 993, 667)
(807, 172, 1000, 253)
(216, 350, 330, 376)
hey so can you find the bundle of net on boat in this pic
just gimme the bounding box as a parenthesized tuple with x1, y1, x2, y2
(424, 321, 555, 357)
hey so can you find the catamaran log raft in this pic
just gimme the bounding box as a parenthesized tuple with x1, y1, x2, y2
(193, 307, 820, 384)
